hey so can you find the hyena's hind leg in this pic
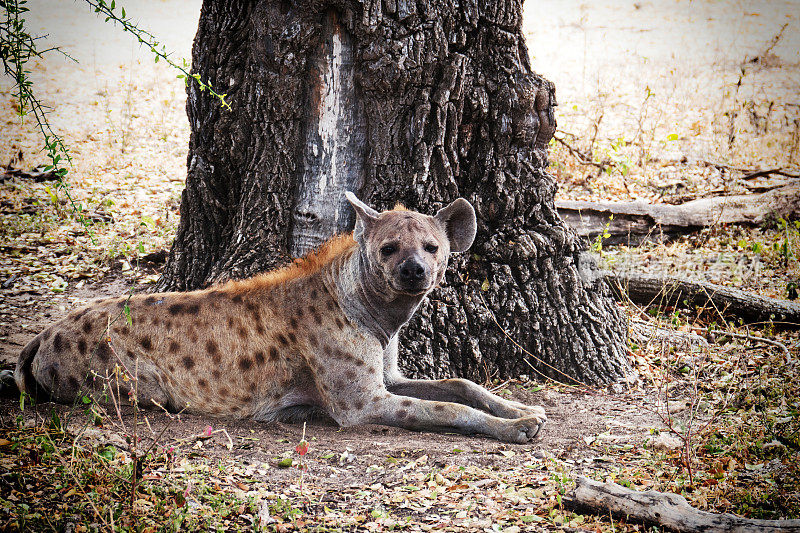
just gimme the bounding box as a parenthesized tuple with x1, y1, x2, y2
(1, 328, 40, 397)
(12, 332, 51, 400)
(83, 358, 176, 411)
(15, 331, 173, 410)
(263, 405, 335, 424)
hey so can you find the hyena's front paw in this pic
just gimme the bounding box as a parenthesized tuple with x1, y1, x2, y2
(498, 400, 547, 420)
(503, 412, 546, 443)
(521, 404, 546, 421)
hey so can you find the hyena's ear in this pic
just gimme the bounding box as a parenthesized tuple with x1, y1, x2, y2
(345, 191, 379, 241)
(434, 198, 477, 253)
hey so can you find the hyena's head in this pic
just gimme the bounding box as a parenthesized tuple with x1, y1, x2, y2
(345, 192, 477, 296)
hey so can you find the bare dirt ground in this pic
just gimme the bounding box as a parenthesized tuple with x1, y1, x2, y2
(0, 275, 658, 477)
(1, 1, 799, 531)
(0, 373, 656, 483)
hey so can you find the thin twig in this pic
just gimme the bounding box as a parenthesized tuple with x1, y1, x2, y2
(741, 168, 799, 180)
(553, 133, 607, 170)
(701, 328, 790, 358)
(141, 404, 188, 460)
(84, 0, 230, 109)
(48, 435, 113, 532)
(702, 160, 800, 179)
(746, 22, 789, 63)
(489, 380, 511, 393)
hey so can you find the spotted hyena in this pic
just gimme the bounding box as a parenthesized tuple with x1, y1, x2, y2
(11, 193, 546, 443)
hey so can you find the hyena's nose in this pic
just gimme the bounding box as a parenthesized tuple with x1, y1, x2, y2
(399, 259, 427, 282)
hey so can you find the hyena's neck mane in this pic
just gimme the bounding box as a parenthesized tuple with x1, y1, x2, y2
(222, 234, 357, 293)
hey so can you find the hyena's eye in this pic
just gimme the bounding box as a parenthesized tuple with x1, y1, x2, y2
(380, 244, 397, 256)
(424, 243, 439, 254)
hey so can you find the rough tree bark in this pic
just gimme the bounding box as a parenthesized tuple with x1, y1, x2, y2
(156, 0, 630, 385)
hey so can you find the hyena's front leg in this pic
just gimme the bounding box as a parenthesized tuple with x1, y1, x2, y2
(361, 393, 545, 444)
(387, 377, 546, 422)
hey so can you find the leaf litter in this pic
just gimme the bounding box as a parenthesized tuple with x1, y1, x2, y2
(1, 0, 799, 530)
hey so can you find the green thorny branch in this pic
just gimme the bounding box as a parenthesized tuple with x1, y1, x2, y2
(1, 0, 228, 241)
(85, 0, 230, 108)
(0, 0, 93, 239)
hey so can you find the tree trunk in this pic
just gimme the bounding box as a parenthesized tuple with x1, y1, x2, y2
(157, 0, 631, 385)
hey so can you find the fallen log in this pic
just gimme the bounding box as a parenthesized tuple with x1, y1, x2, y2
(566, 476, 800, 533)
(604, 271, 800, 328)
(0, 165, 59, 183)
(557, 184, 800, 244)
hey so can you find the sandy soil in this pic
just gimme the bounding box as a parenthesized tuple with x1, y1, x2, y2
(526, 0, 800, 159)
(6, 0, 799, 174)
(0, 373, 659, 472)
(1, 346, 661, 494)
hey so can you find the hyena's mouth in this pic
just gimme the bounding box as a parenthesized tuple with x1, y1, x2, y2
(392, 279, 434, 296)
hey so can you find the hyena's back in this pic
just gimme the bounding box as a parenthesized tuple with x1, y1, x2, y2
(15, 271, 343, 417)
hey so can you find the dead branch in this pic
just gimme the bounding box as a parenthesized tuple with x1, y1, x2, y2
(703, 328, 790, 358)
(742, 180, 796, 193)
(557, 184, 800, 244)
(566, 476, 800, 533)
(553, 133, 606, 170)
(745, 22, 789, 65)
(741, 168, 799, 180)
(645, 157, 799, 180)
(701, 159, 800, 179)
(604, 271, 800, 328)
(0, 165, 59, 183)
